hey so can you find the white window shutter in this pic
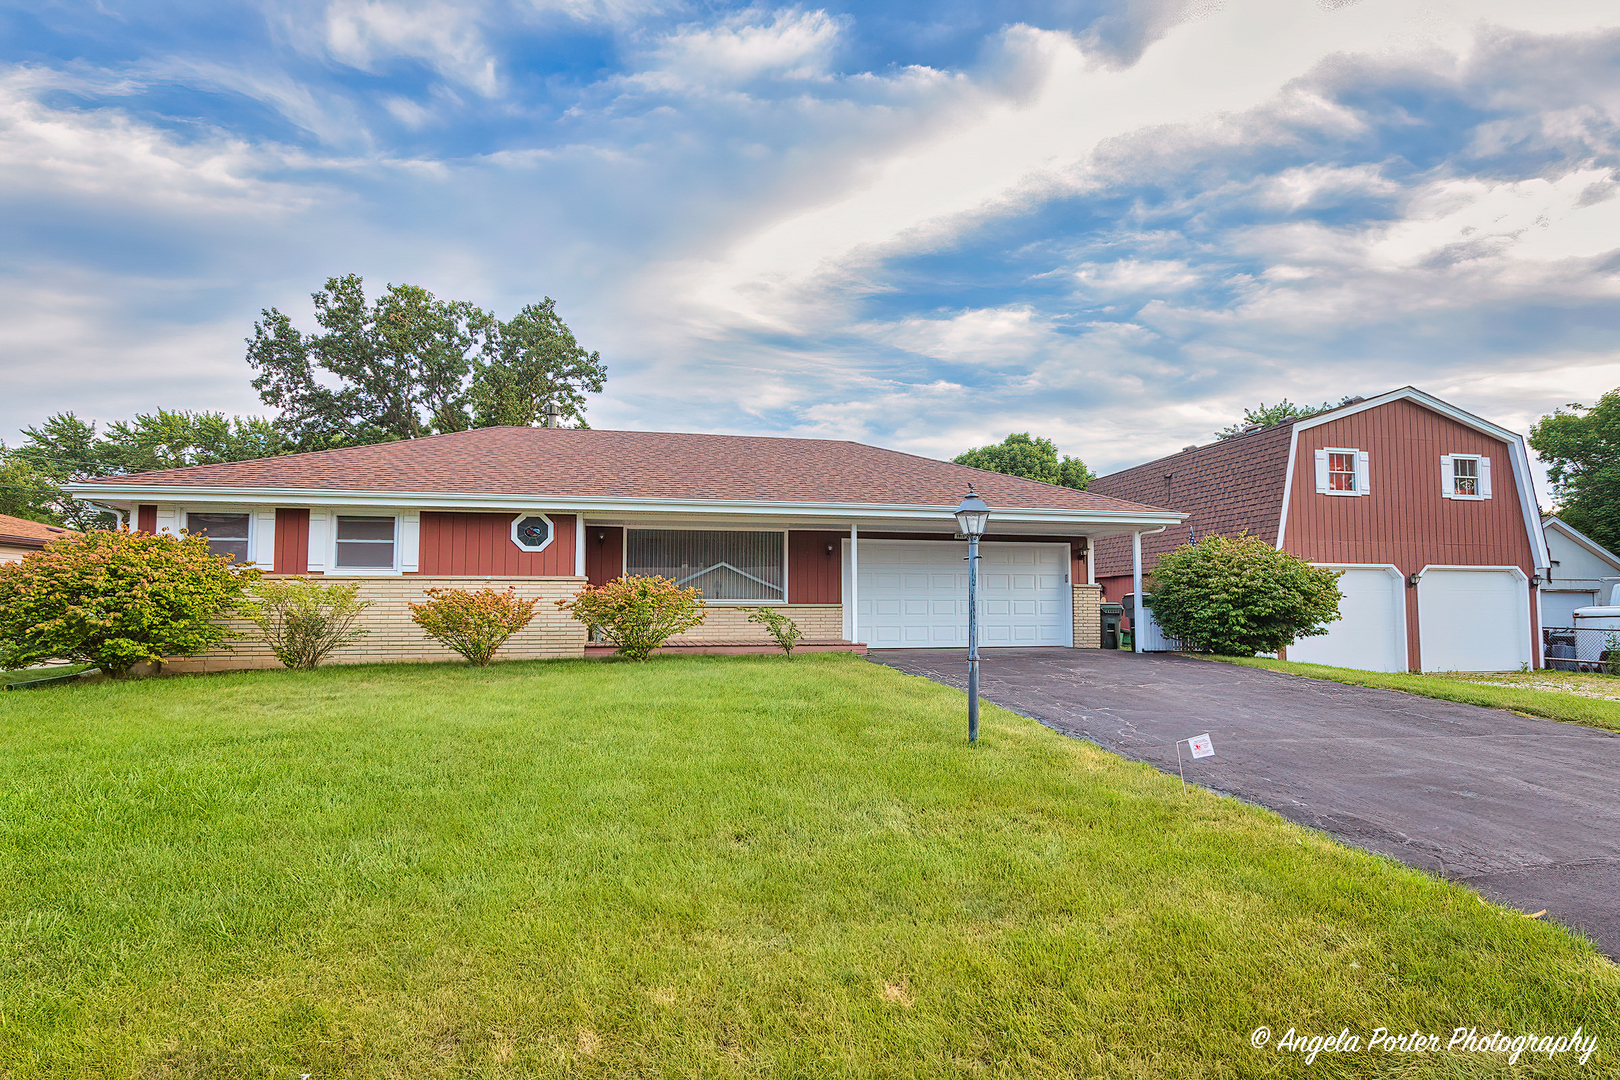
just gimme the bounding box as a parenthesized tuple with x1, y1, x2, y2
(1314, 448, 1329, 494)
(1440, 455, 1454, 499)
(1355, 450, 1370, 495)
(1479, 457, 1492, 498)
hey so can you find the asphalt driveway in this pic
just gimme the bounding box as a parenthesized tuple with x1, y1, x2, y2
(871, 648, 1620, 960)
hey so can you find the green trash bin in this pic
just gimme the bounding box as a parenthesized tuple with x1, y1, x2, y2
(1100, 602, 1123, 649)
(1118, 627, 1133, 652)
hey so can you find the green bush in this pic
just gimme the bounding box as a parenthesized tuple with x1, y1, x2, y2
(1148, 533, 1342, 656)
(748, 607, 803, 656)
(0, 527, 259, 676)
(251, 578, 371, 669)
(408, 587, 539, 666)
(556, 575, 706, 661)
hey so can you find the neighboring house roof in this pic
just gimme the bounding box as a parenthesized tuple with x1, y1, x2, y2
(0, 513, 74, 549)
(1541, 516, 1620, 579)
(67, 427, 1183, 528)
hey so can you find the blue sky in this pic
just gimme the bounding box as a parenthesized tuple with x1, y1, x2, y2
(3, 0, 1619, 488)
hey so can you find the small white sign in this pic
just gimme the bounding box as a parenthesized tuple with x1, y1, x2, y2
(1187, 733, 1215, 759)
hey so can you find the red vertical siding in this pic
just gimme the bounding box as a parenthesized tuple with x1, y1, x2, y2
(788, 531, 843, 603)
(585, 525, 624, 586)
(274, 508, 310, 574)
(1284, 398, 1537, 670)
(418, 512, 578, 576)
(136, 504, 157, 533)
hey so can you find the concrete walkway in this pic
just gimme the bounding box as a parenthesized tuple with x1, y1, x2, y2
(870, 648, 1620, 960)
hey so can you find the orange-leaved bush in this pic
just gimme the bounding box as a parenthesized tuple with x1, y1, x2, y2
(408, 586, 539, 665)
(556, 575, 705, 661)
(0, 527, 259, 676)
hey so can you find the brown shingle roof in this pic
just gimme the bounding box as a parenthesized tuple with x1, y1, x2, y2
(0, 513, 75, 548)
(82, 427, 1174, 515)
(1088, 423, 1296, 577)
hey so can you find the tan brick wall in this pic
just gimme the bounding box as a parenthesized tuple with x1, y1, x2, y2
(664, 604, 843, 645)
(165, 576, 588, 673)
(1073, 583, 1102, 649)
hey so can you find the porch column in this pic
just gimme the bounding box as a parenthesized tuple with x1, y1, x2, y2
(850, 523, 860, 645)
(1131, 531, 1144, 652)
(1086, 540, 1095, 585)
(575, 514, 586, 577)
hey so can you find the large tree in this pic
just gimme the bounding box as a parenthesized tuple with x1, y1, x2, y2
(1531, 390, 1620, 552)
(953, 433, 1093, 489)
(247, 275, 605, 449)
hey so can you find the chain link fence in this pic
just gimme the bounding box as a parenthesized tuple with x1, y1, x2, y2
(1542, 627, 1620, 673)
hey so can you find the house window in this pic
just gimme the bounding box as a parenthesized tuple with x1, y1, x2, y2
(335, 515, 396, 569)
(1453, 456, 1478, 496)
(187, 512, 250, 563)
(1328, 451, 1357, 492)
(626, 529, 785, 602)
(511, 514, 553, 551)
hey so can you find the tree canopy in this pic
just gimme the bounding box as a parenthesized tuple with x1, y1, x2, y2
(247, 275, 605, 450)
(953, 433, 1094, 489)
(1214, 397, 1361, 439)
(7, 411, 286, 529)
(1531, 390, 1620, 552)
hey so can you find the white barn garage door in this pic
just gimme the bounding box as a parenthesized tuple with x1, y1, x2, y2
(1286, 565, 1407, 673)
(845, 540, 1072, 648)
(1416, 567, 1531, 672)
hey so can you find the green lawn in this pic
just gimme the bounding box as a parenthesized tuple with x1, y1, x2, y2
(1, 655, 1614, 1077)
(1202, 655, 1620, 734)
(0, 664, 95, 689)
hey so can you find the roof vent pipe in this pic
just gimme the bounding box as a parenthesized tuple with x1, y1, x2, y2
(544, 403, 562, 429)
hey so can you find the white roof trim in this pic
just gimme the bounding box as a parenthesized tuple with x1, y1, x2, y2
(1278, 386, 1549, 572)
(64, 483, 1186, 529)
(1542, 515, 1620, 572)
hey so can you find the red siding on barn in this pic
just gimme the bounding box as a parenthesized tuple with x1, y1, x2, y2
(137, 504, 157, 533)
(274, 508, 310, 574)
(1283, 398, 1536, 670)
(788, 531, 843, 603)
(418, 512, 577, 576)
(585, 525, 624, 586)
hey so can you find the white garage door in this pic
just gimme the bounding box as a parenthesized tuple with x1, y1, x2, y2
(1286, 566, 1407, 673)
(1417, 568, 1531, 672)
(845, 540, 1072, 648)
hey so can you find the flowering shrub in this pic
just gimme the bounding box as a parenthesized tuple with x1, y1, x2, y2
(251, 578, 371, 669)
(408, 586, 539, 665)
(747, 606, 803, 656)
(556, 575, 705, 661)
(0, 527, 259, 676)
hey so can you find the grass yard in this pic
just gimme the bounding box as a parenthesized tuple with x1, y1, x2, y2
(1202, 655, 1620, 734)
(1, 654, 1614, 1077)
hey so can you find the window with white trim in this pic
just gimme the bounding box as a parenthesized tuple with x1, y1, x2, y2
(626, 529, 785, 602)
(335, 515, 397, 569)
(1442, 454, 1491, 500)
(186, 512, 250, 563)
(1314, 447, 1370, 496)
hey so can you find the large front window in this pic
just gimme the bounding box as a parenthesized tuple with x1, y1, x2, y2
(187, 512, 250, 563)
(626, 529, 785, 602)
(335, 515, 396, 569)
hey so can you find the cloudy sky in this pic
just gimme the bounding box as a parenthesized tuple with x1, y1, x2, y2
(4, 0, 1619, 490)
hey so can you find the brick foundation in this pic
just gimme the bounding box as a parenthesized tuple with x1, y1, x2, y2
(1073, 583, 1102, 649)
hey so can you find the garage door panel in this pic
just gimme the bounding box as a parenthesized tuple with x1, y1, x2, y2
(851, 540, 1072, 649)
(1418, 569, 1528, 672)
(1288, 567, 1406, 673)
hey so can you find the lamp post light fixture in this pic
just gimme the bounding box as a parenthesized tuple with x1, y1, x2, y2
(954, 486, 991, 744)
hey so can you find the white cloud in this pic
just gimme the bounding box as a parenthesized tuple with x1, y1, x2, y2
(644, 7, 849, 88)
(322, 0, 501, 95)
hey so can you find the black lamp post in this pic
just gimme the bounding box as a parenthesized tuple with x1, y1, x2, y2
(954, 486, 991, 744)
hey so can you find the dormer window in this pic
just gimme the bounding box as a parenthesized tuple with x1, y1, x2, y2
(1314, 448, 1369, 497)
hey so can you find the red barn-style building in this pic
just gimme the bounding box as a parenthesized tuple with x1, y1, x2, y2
(1088, 387, 1550, 672)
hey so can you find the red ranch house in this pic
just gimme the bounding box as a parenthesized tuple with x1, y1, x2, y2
(68, 428, 1183, 670)
(1088, 387, 1551, 673)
